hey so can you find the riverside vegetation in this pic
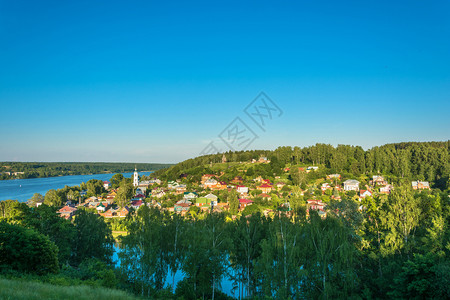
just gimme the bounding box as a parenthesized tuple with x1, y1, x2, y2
(0, 162, 172, 180)
(1, 141, 449, 299)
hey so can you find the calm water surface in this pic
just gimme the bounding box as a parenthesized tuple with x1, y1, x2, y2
(0, 172, 151, 202)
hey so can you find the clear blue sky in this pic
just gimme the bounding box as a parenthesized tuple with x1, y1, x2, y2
(0, 0, 449, 163)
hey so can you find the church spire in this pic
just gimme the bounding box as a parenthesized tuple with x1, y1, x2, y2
(133, 167, 139, 187)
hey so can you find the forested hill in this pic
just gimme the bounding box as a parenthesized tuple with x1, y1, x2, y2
(0, 162, 173, 180)
(153, 141, 450, 187)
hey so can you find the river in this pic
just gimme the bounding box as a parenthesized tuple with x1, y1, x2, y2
(0, 172, 152, 201)
(112, 245, 238, 298)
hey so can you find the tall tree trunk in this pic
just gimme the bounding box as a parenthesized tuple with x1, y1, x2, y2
(212, 275, 215, 300)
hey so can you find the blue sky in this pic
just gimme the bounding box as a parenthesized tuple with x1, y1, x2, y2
(0, 0, 449, 163)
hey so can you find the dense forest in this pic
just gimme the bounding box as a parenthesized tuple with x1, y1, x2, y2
(155, 141, 450, 189)
(0, 162, 173, 180)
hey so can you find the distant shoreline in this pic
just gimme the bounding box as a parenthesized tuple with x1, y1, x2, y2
(0, 170, 157, 181)
(0, 162, 172, 181)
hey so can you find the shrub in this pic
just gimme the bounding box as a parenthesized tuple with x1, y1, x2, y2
(0, 221, 59, 275)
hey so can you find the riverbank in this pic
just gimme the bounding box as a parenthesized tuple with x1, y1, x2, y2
(0, 171, 152, 202)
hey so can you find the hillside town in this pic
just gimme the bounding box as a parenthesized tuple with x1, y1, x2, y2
(50, 159, 432, 221)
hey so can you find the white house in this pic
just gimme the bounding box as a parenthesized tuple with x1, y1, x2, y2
(380, 184, 393, 194)
(204, 178, 218, 189)
(359, 190, 372, 198)
(96, 203, 106, 212)
(306, 166, 319, 173)
(343, 179, 360, 191)
(236, 185, 249, 194)
(183, 192, 198, 200)
(205, 193, 218, 206)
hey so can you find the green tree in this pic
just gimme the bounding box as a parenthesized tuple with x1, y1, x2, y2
(23, 205, 76, 265)
(389, 253, 450, 299)
(256, 215, 305, 298)
(290, 167, 306, 186)
(71, 210, 114, 266)
(116, 181, 134, 208)
(303, 213, 359, 299)
(227, 190, 239, 215)
(27, 193, 44, 207)
(44, 189, 63, 207)
(181, 214, 230, 300)
(86, 179, 105, 196)
(164, 213, 186, 293)
(230, 213, 267, 298)
(0, 221, 59, 274)
(381, 185, 421, 255)
(0, 200, 28, 220)
(120, 207, 167, 296)
(110, 173, 124, 189)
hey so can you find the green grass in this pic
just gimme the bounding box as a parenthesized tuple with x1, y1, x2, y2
(112, 230, 128, 240)
(0, 278, 140, 300)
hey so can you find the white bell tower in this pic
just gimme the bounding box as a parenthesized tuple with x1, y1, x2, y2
(133, 167, 139, 187)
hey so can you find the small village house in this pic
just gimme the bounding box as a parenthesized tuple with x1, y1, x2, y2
(103, 181, 111, 190)
(257, 183, 273, 193)
(343, 179, 360, 191)
(236, 185, 249, 194)
(412, 180, 430, 190)
(57, 205, 77, 220)
(239, 198, 253, 209)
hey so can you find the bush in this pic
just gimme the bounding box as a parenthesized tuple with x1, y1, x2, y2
(0, 221, 59, 275)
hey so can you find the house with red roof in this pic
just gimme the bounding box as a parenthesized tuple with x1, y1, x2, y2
(359, 190, 372, 198)
(276, 182, 286, 190)
(96, 203, 107, 212)
(307, 199, 326, 218)
(214, 181, 228, 190)
(131, 200, 144, 210)
(239, 198, 253, 209)
(58, 205, 77, 220)
(174, 202, 191, 213)
(257, 183, 272, 194)
(103, 181, 111, 189)
(101, 208, 116, 218)
(132, 194, 145, 200)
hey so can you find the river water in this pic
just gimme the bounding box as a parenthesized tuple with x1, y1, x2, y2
(112, 246, 238, 298)
(0, 172, 151, 201)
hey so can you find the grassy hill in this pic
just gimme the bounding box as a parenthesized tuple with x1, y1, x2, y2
(0, 278, 140, 300)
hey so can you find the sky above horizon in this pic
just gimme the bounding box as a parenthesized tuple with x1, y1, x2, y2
(1, 0, 449, 163)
